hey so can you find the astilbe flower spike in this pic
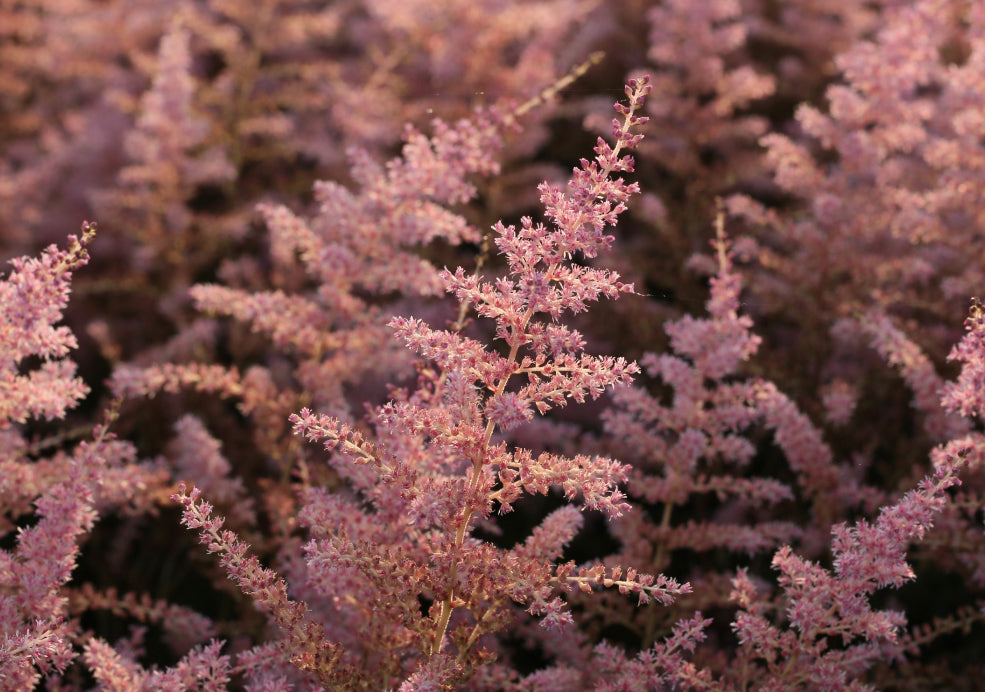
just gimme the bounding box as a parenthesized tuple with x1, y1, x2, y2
(941, 298, 985, 421)
(170, 483, 356, 688)
(603, 215, 796, 571)
(0, 224, 158, 687)
(0, 223, 95, 427)
(2, 418, 130, 686)
(387, 75, 660, 642)
(164, 75, 685, 688)
(281, 75, 691, 684)
(727, 438, 972, 689)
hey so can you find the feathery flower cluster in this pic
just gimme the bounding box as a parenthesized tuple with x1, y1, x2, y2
(0, 224, 94, 427)
(6, 2, 985, 688)
(169, 76, 693, 688)
(598, 205, 985, 686)
(941, 299, 985, 421)
(728, 439, 971, 689)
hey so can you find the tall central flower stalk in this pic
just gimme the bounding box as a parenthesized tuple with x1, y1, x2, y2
(387, 75, 656, 656)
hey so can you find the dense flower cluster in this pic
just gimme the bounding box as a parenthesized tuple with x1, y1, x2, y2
(3, 1, 985, 690)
